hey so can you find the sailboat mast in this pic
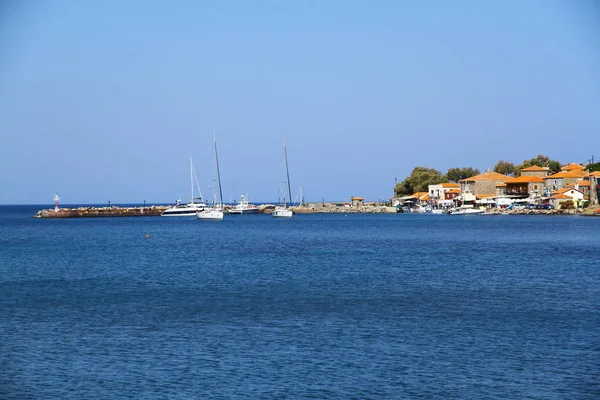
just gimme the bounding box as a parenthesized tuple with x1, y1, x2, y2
(212, 137, 217, 207)
(284, 137, 292, 207)
(190, 157, 194, 203)
(214, 134, 224, 207)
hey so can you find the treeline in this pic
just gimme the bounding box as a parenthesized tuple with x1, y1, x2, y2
(394, 154, 562, 196)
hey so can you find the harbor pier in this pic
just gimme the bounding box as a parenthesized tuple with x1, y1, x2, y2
(33, 206, 169, 218)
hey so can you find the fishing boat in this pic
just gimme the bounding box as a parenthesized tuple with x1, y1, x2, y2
(227, 194, 259, 214)
(161, 157, 208, 216)
(272, 138, 293, 218)
(197, 133, 224, 220)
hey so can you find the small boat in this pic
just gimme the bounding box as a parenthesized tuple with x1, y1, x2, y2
(196, 207, 224, 220)
(272, 137, 294, 218)
(197, 133, 224, 221)
(162, 157, 209, 216)
(272, 207, 293, 218)
(227, 194, 259, 214)
(448, 205, 485, 215)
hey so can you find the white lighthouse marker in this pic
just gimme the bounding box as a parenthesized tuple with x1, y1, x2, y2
(53, 193, 60, 212)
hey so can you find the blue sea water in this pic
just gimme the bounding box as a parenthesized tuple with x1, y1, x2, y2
(1, 205, 599, 399)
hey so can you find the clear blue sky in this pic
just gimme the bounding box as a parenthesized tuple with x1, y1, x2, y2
(1, 0, 598, 204)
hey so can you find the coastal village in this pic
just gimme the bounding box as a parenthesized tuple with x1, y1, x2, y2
(389, 162, 600, 215)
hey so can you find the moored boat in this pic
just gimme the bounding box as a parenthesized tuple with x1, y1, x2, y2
(161, 199, 208, 216)
(227, 195, 259, 214)
(448, 205, 485, 215)
(272, 137, 294, 219)
(162, 157, 208, 216)
(197, 133, 224, 221)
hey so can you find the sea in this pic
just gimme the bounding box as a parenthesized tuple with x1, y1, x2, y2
(1, 205, 599, 399)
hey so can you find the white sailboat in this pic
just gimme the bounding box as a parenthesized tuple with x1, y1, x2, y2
(272, 137, 294, 218)
(161, 157, 208, 216)
(197, 133, 224, 220)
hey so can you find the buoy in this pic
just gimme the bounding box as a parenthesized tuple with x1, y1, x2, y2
(145, 235, 150, 238)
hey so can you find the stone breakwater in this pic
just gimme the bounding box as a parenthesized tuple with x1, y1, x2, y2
(33, 206, 169, 218)
(291, 205, 395, 214)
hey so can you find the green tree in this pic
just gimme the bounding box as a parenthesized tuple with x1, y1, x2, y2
(493, 160, 515, 176)
(585, 162, 600, 173)
(446, 167, 480, 183)
(394, 167, 446, 196)
(514, 154, 561, 176)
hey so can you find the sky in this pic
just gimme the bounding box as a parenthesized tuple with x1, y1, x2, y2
(0, 0, 599, 204)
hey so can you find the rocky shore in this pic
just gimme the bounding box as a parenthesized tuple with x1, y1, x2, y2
(483, 208, 598, 216)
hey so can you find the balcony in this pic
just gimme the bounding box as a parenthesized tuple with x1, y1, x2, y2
(505, 188, 529, 196)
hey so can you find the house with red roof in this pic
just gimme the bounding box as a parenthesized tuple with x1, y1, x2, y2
(544, 171, 580, 192)
(504, 176, 546, 198)
(459, 170, 512, 200)
(561, 163, 585, 172)
(428, 183, 461, 204)
(549, 187, 585, 209)
(520, 165, 551, 178)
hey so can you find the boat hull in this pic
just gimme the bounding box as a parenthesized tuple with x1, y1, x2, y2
(196, 209, 224, 220)
(161, 205, 207, 216)
(448, 208, 485, 215)
(227, 208, 259, 215)
(272, 208, 293, 218)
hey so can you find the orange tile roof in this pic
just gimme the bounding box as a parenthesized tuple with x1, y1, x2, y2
(590, 171, 600, 177)
(411, 192, 428, 198)
(350, 197, 364, 200)
(553, 188, 583, 196)
(562, 163, 584, 171)
(477, 194, 496, 199)
(545, 171, 579, 179)
(447, 189, 461, 193)
(569, 169, 588, 177)
(496, 183, 507, 187)
(550, 194, 570, 199)
(441, 183, 460, 188)
(506, 176, 545, 183)
(460, 171, 512, 182)
(576, 182, 591, 187)
(521, 165, 549, 172)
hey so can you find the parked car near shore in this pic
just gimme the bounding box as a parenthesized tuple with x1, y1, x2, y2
(537, 204, 554, 210)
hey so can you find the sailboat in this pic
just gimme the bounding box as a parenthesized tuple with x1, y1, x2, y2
(272, 137, 294, 218)
(197, 133, 224, 220)
(161, 157, 208, 216)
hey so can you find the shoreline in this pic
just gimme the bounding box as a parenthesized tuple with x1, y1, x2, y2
(31, 203, 600, 218)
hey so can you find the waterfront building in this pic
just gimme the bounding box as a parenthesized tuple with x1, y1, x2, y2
(504, 176, 546, 200)
(549, 187, 585, 209)
(459, 170, 512, 200)
(428, 183, 460, 203)
(545, 171, 580, 192)
(350, 196, 364, 207)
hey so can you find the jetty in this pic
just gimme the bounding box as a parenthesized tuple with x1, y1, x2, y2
(33, 206, 169, 218)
